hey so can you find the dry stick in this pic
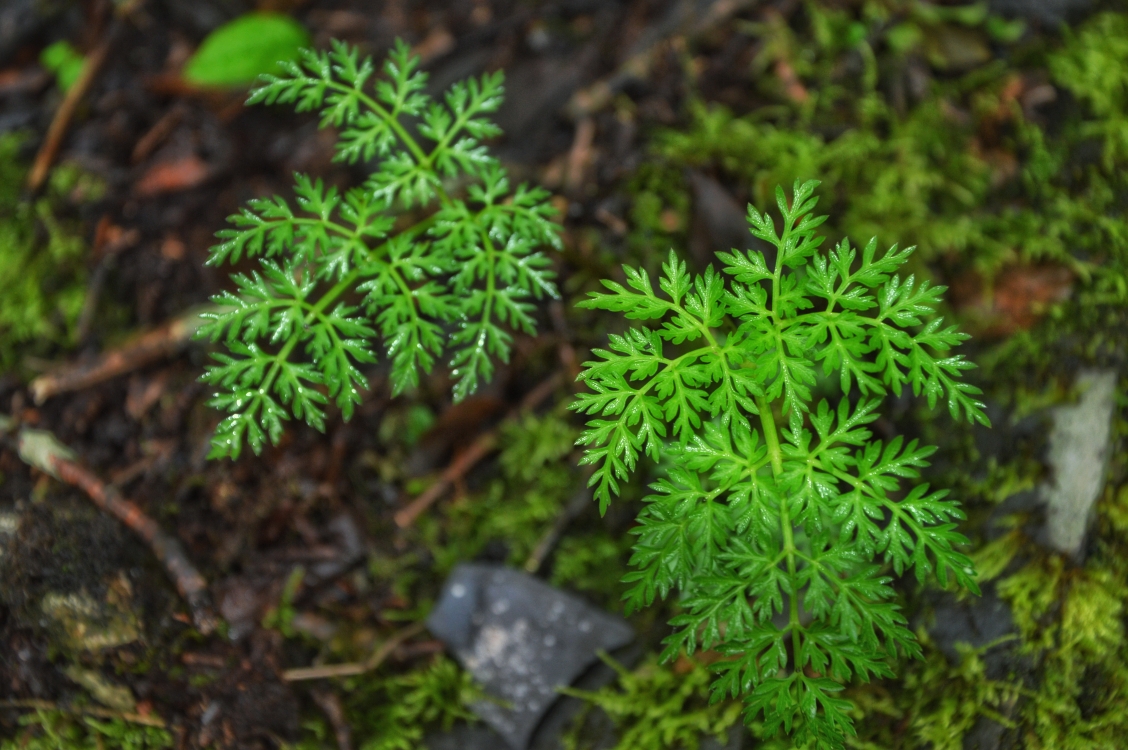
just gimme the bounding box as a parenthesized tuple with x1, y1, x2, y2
(393, 431, 497, 529)
(282, 621, 426, 682)
(75, 228, 141, 343)
(12, 428, 217, 634)
(30, 307, 213, 404)
(524, 465, 596, 575)
(132, 102, 188, 164)
(564, 117, 595, 195)
(27, 30, 117, 192)
(48, 454, 218, 635)
(0, 699, 167, 729)
(309, 690, 352, 750)
(393, 371, 564, 529)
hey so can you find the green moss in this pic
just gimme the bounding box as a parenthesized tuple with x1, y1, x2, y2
(416, 410, 579, 571)
(341, 656, 479, 750)
(900, 635, 1024, 750)
(609, 3, 1128, 747)
(0, 710, 171, 750)
(561, 653, 742, 750)
(550, 532, 629, 598)
(625, 162, 690, 260)
(0, 133, 95, 369)
(261, 565, 306, 639)
(633, 5, 1128, 320)
(1048, 11, 1128, 165)
(997, 555, 1065, 653)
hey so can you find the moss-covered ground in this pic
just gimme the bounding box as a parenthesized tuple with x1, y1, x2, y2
(3, 1, 1128, 748)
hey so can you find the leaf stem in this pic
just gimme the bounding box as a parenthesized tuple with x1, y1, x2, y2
(757, 396, 784, 476)
(335, 82, 429, 166)
(757, 394, 803, 669)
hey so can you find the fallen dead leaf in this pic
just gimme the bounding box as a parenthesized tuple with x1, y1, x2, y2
(160, 234, 186, 261)
(134, 154, 210, 196)
(0, 66, 48, 94)
(952, 263, 1073, 337)
(413, 26, 455, 64)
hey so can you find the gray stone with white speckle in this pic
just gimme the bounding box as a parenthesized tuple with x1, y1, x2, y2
(427, 564, 634, 750)
(1040, 369, 1117, 558)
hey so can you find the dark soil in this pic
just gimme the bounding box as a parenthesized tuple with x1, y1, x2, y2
(0, 1, 762, 746)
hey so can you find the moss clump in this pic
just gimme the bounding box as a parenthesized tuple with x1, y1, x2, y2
(416, 410, 580, 572)
(0, 133, 98, 369)
(607, 3, 1128, 747)
(0, 710, 171, 750)
(561, 653, 742, 750)
(634, 4, 1128, 310)
(291, 656, 477, 750)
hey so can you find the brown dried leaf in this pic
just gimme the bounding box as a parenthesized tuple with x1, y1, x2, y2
(134, 154, 210, 196)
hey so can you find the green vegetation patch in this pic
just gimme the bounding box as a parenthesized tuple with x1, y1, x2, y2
(0, 133, 94, 369)
(593, 2, 1128, 748)
(0, 710, 171, 750)
(199, 39, 562, 459)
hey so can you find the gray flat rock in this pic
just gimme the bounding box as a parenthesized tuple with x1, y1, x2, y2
(1041, 369, 1117, 558)
(427, 564, 634, 750)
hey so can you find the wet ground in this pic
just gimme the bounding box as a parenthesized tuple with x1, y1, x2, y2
(1, 0, 1123, 748)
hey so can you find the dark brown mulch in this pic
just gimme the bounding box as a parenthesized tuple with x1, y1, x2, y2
(0, 0, 774, 745)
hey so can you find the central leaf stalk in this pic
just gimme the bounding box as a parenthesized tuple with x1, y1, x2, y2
(757, 394, 803, 666)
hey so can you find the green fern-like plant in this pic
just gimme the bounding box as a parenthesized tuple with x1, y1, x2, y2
(199, 39, 561, 459)
(571, 179, 989, 748)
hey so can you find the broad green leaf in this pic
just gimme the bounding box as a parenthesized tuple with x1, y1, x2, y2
(184, 13, 311, 87)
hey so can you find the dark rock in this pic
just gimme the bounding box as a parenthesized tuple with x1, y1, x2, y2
(930, 589, 1029, 750)
(988, 0, 1093, 24)
(931, 589, 1015, 678)
(427, 564, 634, 750)
(427, 641, 642, 750)
(0, 0, 71, 66)
(963, 714, 1013, 750)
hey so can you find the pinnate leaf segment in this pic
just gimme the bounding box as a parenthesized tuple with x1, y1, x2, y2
(572, 180, 989, 748)
(200, 40, 560, 459)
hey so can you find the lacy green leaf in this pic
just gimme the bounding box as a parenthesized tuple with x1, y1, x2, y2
(572, 179, 987, 748)
(201, 39, 561, 459)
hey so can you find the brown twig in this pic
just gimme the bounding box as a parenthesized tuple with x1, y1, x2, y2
(27, 29, 118, 192)
(132, 102, 188, 164)
(13, 428, 217, 634)
(75, 226, 141, 343)
(393, 371, 564, 529)
(565, 117, 595, 195)
(282, 621, 426, 682)
(0, 699, 167, 729)
(393, 432, 499, 529)
(309, 690, 352, 750)
(30, 306, 213, 404)
(524, 466, 596, 575)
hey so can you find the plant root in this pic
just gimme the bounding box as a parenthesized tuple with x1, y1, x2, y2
(393, 371, 564, 529)
(30, 307, 211, 404)
(10, 426, 217, 634)
(282, 621, 426, 682)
